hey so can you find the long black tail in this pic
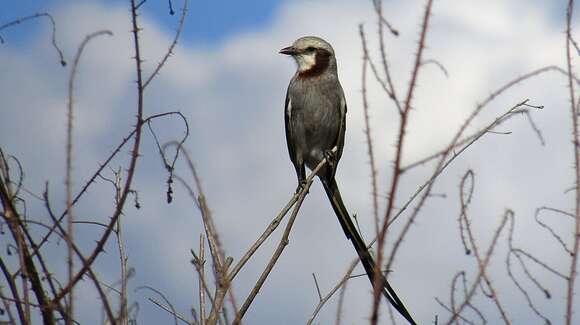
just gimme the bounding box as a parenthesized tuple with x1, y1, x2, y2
(322, 178, 417, 325)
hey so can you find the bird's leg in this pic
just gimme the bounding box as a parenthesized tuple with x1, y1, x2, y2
(323, 149, 337, 180)
(295, 164, 308, 194)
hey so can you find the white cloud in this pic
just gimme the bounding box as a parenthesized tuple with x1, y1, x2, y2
(0, 0, 577, 324)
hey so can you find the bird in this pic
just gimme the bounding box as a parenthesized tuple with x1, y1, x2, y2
(280, 36, 417, 325)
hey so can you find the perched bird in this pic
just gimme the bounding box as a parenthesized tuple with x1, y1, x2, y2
(280, 36, 417, 325)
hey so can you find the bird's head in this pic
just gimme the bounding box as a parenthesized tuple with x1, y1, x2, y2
(279, 36, 336, 77)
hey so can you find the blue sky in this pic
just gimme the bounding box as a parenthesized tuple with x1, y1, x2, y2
(0, 1, 579, 324)
(0, 0, 571, 50)
(1, 0, 283, 47)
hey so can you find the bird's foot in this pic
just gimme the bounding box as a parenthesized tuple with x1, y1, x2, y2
(324, 150, 336, 167)
(295, 180, 309, 194)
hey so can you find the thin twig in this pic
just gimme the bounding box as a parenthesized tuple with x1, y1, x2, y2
(535, 207, 573, 255)
(233, 150, 335, 325)
(445, 210, 511, 325)
(227, 194, 299, 283)
(162, 142, 228, 325)
(373, 1, 434, 321)
(564, 2, 580, 324)
(199, 234, 207, 325)
(505, 214, 551, 324)
(143, 0, 189, 89)
(32, 111, 185, 257)
(43, 186, 116, 325)
(52, 0, 145, 304)
(111, 167, 130, 325)
(0, 13, 66, 66)
(372, 0, 399, 36)
(400, 66, 565, 173)
(0, 169, 53, 324)
(147, 111, 189, 204)
(359, 24, 380, 236)
(65, 29, 113, 324)
(0, 257, 25, 324)
(312, 273, 323, 301)
(149, 297, 195, 325)
(0, 286, 17, 325)
(334, 271, 349, 325)
(386, 103, 540, 276)
(137, 286, 179, 325)
(422, 59, 449, 78)
(435, 298, 477, 325)
(307, 238, 382, 324)
(457, 170, 510, 324)
(375, 0, 403, 113)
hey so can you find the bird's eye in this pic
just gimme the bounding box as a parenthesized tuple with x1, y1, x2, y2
(305, 46, 316, 52)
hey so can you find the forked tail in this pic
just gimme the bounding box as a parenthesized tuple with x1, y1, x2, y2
(321, 178, 417, 325)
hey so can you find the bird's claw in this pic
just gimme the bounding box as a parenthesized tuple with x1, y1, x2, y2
(324, 150, 335, 163)
(295, 180, 309, 194)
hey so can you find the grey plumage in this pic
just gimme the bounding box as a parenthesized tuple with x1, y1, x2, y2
(281, 37, 344, 183)
(280, 36, 417, 325)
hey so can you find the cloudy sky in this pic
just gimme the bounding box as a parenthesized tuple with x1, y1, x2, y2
(1, 0, 579, 324)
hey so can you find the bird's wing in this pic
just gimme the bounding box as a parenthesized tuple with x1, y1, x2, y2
(284, 88, 298, 167)
(325, 89, 347, 183)
(335, 93, 347, 162)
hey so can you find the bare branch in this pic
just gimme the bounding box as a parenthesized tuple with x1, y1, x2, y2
(53, 0, 146, 304)
(137, 286, 179, 325)
(233, 149, 336, 325)
(359, 24, 380, 235)
(149, 297, 195, 325)
(334, 271, 349, 325)
(564, 2, 580, 324)
(143, 0, 189, 89)
(457, 170, 510, 323)
(147, 111, 189, 203)
(421, 59, 449, 78)
(312, 273, 323, 301)
(535, 207, 574, 255)
(0, 13, 66, 66)
(66, 29, 113, 324)
(32, 111, 186, 257)
(373, 1, 434, 320)
(307, 257, 358, 325)
(402, 65, 566, 173)
(444, 210, 511, 325)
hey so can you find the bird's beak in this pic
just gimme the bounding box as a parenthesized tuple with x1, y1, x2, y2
(279, 46, 298, 55)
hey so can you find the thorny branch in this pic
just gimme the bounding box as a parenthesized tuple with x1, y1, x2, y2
(457, 170, 510, 324)
(143, 0, 189, 89)
(444, 210, 511, 325)
(564, 2, 580, 325)
(65, 28, 113, 324)
(2, 1, 579, 324)
(506, 214, 552, 324)
(51, 0, 145, 298)
(232, 149, 337, 325)
(0, 0, 190, 324)
(0, 12, 66, 66)
(32, 111, 187, 257)
(359, 24, 380, 236)
(373, 1, 434, 322)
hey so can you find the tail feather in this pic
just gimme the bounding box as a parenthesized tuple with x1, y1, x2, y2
(322, 178, 417, 325)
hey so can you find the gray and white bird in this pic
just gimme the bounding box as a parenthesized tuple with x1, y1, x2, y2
(280, 36, 417, 325)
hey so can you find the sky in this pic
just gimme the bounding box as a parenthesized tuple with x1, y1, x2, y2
(0, 0, 579, 324)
